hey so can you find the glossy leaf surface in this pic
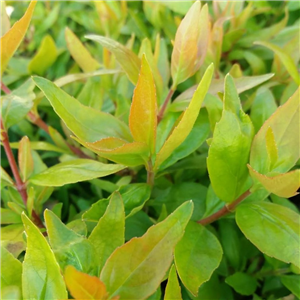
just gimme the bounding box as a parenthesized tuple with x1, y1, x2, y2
(164, 265, 182, 300)
(100, 201, 193, 299)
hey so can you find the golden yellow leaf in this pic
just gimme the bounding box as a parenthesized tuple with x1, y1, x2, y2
(248, 165, 300, 198)
(1, 1, 37, 74)
(129, 54, 157, 154)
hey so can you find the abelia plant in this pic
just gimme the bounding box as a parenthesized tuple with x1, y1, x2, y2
(1, 1, 300, 300)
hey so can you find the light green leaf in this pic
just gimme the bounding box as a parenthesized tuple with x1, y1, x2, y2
(22, 213, 67, 300)
(33, 76, 132, 143)
(207, 75, 254, 203)
(28, 35, 57, 75)
(1, 286, 21, 300)
(154, 63, 213, 170)
(29, 159, 125, 187)
(281, 275, 300, 298)
(174, 222, 223, 296)
(100, 201, 194, 299)
(1, 245, 22, 289)
(225, 272, 257, 296)
(1, 208, 21, 224)
(1, 224, 26, 257)
(65, 27, 100, 73)
(44, 209, 96, 274)
(250, 88, 300, 174)
(255, 41, 300, 84)
(236, 202, 300, 268)
(18, 136, 34, 181)
(86, 35, 140, 84)
(164, 265, 182, 300)
(89, 192, 125, 274)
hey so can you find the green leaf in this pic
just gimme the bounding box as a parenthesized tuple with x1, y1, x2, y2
(280, 275, 300, 298)
(44, 209, 96, 274)
(18, 136, 34, 181)
(1, 286, 21, 300)
(250, 88, 300, 174)
(28, 34, 57, 75)
(1, 224, 26, 257)
(255, 41, 300, 84)
(88, 192, 125, 274)
(225, 272, 257, 296)
(100, 201, 194, 299)
(207, 75, 254, 203)
(155, 63, 213, 170)
(86, 35, 141, 84)
(1, 208, 21, 224)
(174, 222, 223, 296)
(236, 202, 300, 268)
(65, 27, 100, 73)
(22, 213, 67, 300)
(29, 159, 125, 187)
(1, 245, 22, 289)
(164, 265, 182, 300)
(33, 76, 132, 143)
(250, 88, 277, 133)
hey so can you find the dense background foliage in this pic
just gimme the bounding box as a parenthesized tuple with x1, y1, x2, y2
(1, 1, 300, 299)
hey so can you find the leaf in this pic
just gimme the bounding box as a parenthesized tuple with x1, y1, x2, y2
(225, 272, 257, 296)
(0, 1, 36, 74)
(207, 75, 254, 203)
(29, 159, 125, 187)
(74, 137, 148, 166)
(1, 208, 22, 224)
(28, 35, 58, 75)
(129, 55, 157, 154)
(250, 89, 300, 174)
(1, 2, 10, 35)
(33, 76, 132, 143)
(18, 136, 34, 181)
(171, 1, 209, 87)
(164, 265, 182, 300)
(174, 222, 223, 296)
(248, 165, 300, 198)
(22, 213, 67, 300)
(64, 265, 116, 300)
(44, 209, 96, 274)
(1, 224, 25, 257)
(280, 275, 300, 298)
(172, 74, 274, 110)
(100, 201, 194, 299)
(1, 245, 22, 289)
(88, 192, 125, 274)
(236, 202, 300, 268)
(255, 41, 300, 85)
(65, 27, 100, 73)
(86, 35, 141, 84)
(154, 64, 213, 170)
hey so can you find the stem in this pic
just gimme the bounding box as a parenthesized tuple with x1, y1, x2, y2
(157, 89, 175, 124)
(147, 160, 155, 186)
(27, 111, 50, 134)
(1, 121, 28, 204)
(198, 190, 251, 226)
(1, 82, 11, 94)
(254, 268, 290, 278)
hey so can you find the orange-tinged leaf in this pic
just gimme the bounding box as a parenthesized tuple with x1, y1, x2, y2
(248, 165, 300, 198)
(64, 265, 119, 300)
(154, 64, 214, 170)
(73, 136, 149, 166)
(65, 27, 100, 73)
(171, 1, 209, 87)
(18, 136, 34, 181)
(250, 88, 300, 174)
(1, 1, 36, 74)
(129, 55, 157, 154)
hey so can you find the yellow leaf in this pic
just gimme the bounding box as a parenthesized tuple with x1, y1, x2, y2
(1, 1, 37, 75)
(65, 27, 100, 73)
(171, 1, 209, 87)
(248, 165, 300, 198)
(73, 136, 149, 166)
(129, 54, 157, 154)
(154, 63, 214, 170)
(64, 265, 119, 300)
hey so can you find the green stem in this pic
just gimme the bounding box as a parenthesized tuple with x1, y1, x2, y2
(147, 160, 155, 186)
(197, 190, 251, 226)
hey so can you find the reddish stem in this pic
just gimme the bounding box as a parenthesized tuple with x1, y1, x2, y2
(197, 190, 251, 226)
(157, 89, 175, 123)
(1, 82, 11, 94)
(27, 111, 50, 134)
